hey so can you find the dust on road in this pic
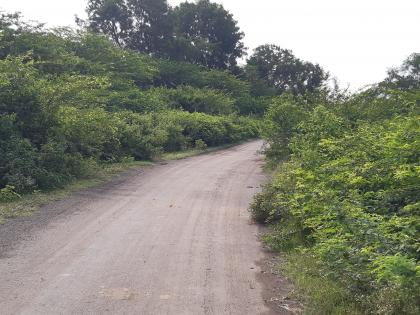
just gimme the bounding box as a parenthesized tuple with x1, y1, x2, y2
(0, 141, 291, 315)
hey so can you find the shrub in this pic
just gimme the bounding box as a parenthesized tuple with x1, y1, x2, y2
(253, 89, 420, 313)
(0, 17, 261, 198)
(194, 139, 207, 150)
(117, 112, 167, 160)
(164, 86, 236, 115)
(0, 137, 39, 192)
(263, 95, 308, 161)
(156, 111, 259, 150)
(0, 185, 21, 202)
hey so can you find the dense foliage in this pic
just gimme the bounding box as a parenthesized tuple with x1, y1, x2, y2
(85, 0, 173, 55)
(1, 4, 418, 314)
(246, 44, 329, 95)
(84, 0, 245, 70)
(171, 0, 245, 70)
(252, 56, 419, 314)
(0, 13, 259, 196)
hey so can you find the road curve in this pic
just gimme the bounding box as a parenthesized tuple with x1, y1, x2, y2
(0, 141, 278, 315)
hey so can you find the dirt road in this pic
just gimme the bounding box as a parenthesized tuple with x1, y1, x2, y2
(0, 141, 286, 315)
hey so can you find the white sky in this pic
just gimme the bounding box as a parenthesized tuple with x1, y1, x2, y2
(1, 0, 419, 90)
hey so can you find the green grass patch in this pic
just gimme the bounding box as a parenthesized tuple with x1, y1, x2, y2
(272, 248, 420, 315)
(276, 251, 364, 315)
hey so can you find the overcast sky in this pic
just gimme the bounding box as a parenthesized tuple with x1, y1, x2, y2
(1, 0, 419, 89)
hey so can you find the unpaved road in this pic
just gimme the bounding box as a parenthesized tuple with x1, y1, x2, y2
(0, 141, 288, 315)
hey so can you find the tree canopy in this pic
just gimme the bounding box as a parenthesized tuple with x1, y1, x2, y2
(171, 0, 245, 70)
(246, 44, 328, 95)
(86, 0, 173, 55)
(85, 0, 245, 69)
(384, 53, 420, 90)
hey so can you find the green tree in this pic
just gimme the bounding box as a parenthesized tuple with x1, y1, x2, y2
(384, 53, 419, 90)
(125, 0, 172, 55)
(171, 0, 245, 70)
(85, 0, 132, 48)
(163, 85, 235, 115)
(246, 44, 328, 95)
(85, 0, 172, 55)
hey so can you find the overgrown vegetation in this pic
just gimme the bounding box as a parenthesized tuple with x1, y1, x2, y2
(252, 54, 420, 314)
(83, 0, 246, 70)
(0, 12, 260, 197)
(2, 2, 417, 313)
(1, 2, 324, 198)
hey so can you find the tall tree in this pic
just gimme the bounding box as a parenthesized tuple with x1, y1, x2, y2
(125, 0, 173, 54)
(85, 0, 172, 55)
(86, 0, 132, 48)
(246, 44, 328, 95)
(384, 53, 419, 90)
(171, 0, 245, 70)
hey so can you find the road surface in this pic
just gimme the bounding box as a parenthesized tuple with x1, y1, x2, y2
(0, 141, 284, 315)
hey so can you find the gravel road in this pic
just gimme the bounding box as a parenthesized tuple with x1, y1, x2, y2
(0, 141, 289, 315)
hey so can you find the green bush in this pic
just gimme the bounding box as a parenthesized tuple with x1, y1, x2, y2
(0, 137, 39, 192)
(194, 139, 207, 150)
(163, 85, 236, 115)
(263, 95, 308, 161)
(106, 86, 169, 113)
(0, 18, 261, 196)
(156, 111, 259, 150)
(117, 112, 168, 160)
(0, 185, 21, 202)
(253, 89, 420, 313)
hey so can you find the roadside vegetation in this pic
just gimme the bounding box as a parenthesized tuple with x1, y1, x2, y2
(0, 6, 263, 202)
(1, 1, 418, 313)
(1, 1, 325, 203)
(252, 54, 419, 314)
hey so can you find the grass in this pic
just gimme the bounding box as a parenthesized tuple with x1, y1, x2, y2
(260, 221, 366, 314)
(277, 250, 419, 315)
(277, 251, 365, 315)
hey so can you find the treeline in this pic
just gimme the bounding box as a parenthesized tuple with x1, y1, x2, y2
(252, 54, 420, 314)
(0, 1, 418, 313)
(0, 0, 329, 197)
(83, 0, 245, 70)
(81, 0, 329, 95)
(0, 12, 263, 196)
